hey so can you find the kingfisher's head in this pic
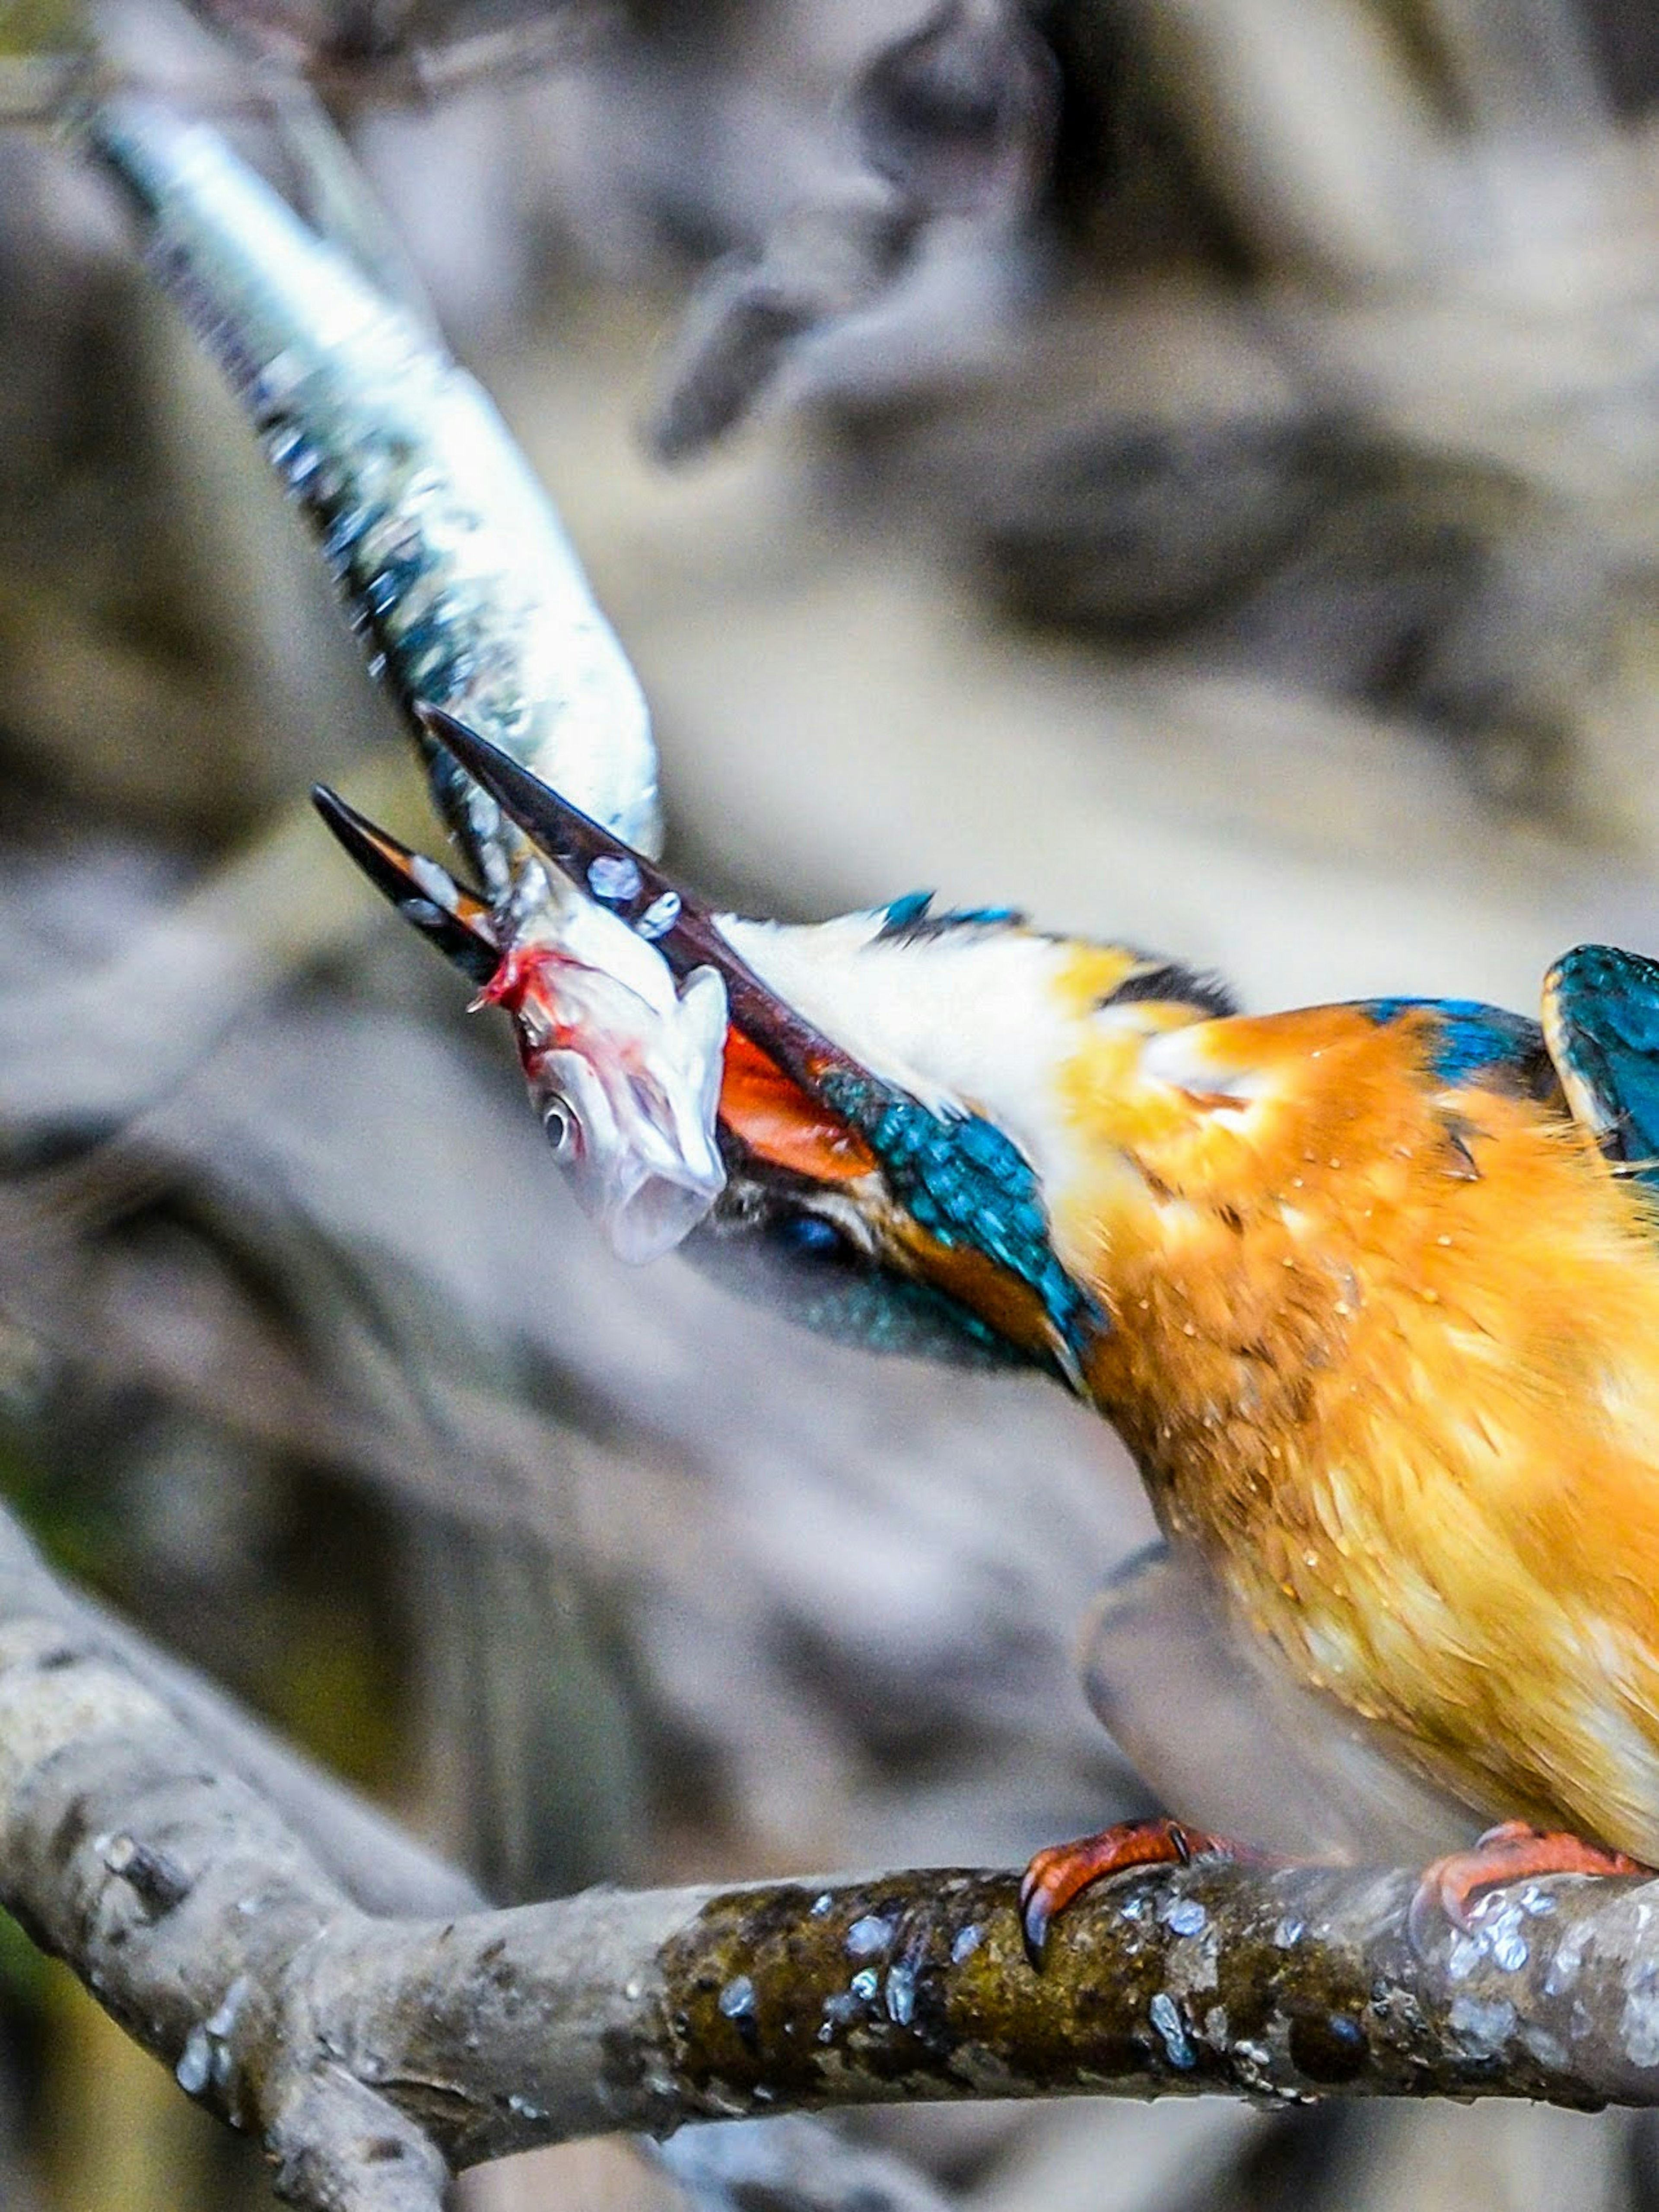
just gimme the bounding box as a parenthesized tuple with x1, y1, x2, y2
(698, 900, 1239, 1384)
(316, 710, 1239, 1389)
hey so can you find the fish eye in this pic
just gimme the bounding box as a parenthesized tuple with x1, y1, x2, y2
(543, 1099, 576, 1156)
(775, 1211, 845, 1260)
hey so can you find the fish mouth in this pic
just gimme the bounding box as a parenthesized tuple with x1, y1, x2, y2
(472, 935, 728, 1264)
(532, 1048, 721, 1264)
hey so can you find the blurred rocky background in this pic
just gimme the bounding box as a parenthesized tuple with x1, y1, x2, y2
(5, 0, 1659, 2206)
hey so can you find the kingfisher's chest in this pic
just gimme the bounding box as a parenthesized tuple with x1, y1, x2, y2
(1073, 1104, 1659, 1603)
(1065, 1123, 1659, 1844)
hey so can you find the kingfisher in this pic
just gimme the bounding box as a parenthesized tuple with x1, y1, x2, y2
(318, 708, 1659, 1958)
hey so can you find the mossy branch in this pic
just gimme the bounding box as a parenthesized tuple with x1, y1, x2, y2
(2, 1495, 1659, 2211)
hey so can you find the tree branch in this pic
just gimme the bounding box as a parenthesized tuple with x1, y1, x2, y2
(4, 1494, 1659, 2212)
(0, 1504, 479, 1923)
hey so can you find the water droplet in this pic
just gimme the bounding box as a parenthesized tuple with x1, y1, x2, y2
(810, 1892, 834, 1917)
(1148, 1991, 1195, 2069)
(638, 891, 682, 940)
(588, 854, 642, 903)
(1492, 1926, 1529, 1972)
(1446, 1933, 1484, 1981)
(850, 1968, 879, 2001)
(176, 2025, 212, 2097)
(1162, 1897, 1208, 1937)
(950, 1924, 982, 1964)
(1544, 1922, 1589, 1995)
(885, 1964, 916, 2025)
(1449, 1992, 1516, 2057)
(717, 1975, 756, 2019)
(205, 1979, 250, 2040)
(846, 1914, 893, 1960)
(1272, 1916, 1304, 1949)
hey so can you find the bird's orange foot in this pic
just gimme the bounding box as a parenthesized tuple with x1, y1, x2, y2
(1408, 1820, 1648, 1952)
(1019, 1816, 1252, 1968)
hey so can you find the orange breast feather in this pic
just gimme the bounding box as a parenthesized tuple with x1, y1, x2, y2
(1053, 1001, 1659, 1856)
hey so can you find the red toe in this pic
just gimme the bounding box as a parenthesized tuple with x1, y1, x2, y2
(1019, 1816, 1237, 1968)
(1410, 1820, 1646, 1949)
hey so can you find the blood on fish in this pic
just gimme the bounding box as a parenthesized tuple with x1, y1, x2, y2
(472, 943, 577, 1025)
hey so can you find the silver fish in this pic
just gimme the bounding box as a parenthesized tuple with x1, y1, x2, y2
(86, 98, 727, 1261)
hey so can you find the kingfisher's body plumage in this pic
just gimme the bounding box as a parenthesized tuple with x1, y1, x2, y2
(1053, 988, 1659, 1860)
(719, 915, 1659, 1868)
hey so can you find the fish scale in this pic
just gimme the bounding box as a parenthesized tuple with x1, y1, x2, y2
(89, 98, 728, 1261)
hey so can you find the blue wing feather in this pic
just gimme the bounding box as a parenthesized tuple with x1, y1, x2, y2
(1543, 944, 1659, 1185)
(1357, 997, 1552, 1095)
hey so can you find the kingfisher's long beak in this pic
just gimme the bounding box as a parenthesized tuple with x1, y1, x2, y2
(311, 783, 500, 987)
(324, 711, 1104, 1384)
(413, 704, 906, 1126)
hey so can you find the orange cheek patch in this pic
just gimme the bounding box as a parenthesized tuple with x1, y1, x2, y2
(719, 1028, 876, 1182)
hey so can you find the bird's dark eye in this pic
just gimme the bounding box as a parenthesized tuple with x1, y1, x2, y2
(775, 1212, 845, 1259)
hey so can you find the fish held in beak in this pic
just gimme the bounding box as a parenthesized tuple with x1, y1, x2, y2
(475, 916, 728, 1266)
(312, 780, 728, 1264)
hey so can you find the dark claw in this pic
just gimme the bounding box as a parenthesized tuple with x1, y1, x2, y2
(1017, 1864, 1054, 1971)
(1405, 1874, 1446, 1958)
(311, 782, 499, 987)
